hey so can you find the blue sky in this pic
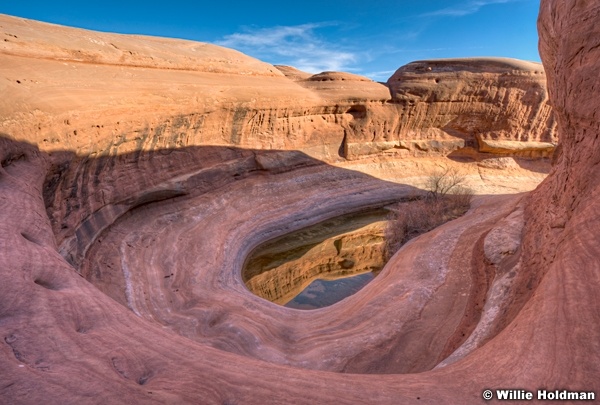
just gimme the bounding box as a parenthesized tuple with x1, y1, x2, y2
(0, 0, 541, 81)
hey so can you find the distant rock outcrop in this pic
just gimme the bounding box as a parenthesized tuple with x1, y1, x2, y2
(388, 58, 556, 158)
(1, 15, 555, 167)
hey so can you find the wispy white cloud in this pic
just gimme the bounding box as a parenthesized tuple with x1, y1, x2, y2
(216, 23, 357, 73)
(389, 45, 487, 54)
(361, 70, 397, 82)
(422, 0, 518, 17)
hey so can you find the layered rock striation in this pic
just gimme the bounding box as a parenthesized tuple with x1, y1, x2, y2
(1, 14, 557, 264)
(388, 58, 556, 157)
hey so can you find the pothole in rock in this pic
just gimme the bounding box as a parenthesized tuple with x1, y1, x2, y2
(243, 192, 474, 310)
(242, 208, 391, 310)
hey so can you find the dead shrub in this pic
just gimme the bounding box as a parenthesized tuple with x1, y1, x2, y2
(385, 169, 473, 259)
(426, 167, 468, 201)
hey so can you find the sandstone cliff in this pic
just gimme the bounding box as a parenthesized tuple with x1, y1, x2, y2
(388, 58, 556, 157)
(0, 13, 556, 270)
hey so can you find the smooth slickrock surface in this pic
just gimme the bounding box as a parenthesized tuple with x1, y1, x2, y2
(0, 2, 598, 403)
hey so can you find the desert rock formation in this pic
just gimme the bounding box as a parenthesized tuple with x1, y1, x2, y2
(387, 58, 556, 158)
(1, 2, 598, 403)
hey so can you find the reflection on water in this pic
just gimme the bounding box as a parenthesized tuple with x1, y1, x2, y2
(242, 208, 390, 309)
(285, 272, 376, 310)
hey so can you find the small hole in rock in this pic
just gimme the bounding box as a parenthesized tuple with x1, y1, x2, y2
(21, 232, 42, 246)
(4, 335, 17, 344)
(138, 373, 153, 385)
(34, 278, 61, 291)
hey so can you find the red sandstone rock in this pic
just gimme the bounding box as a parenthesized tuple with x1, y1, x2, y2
(1, 3, 598, 404)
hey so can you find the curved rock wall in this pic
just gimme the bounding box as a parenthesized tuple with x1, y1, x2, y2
(517, 0, 600, 360)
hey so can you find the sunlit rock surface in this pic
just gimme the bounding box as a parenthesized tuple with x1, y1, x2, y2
(1, 4, 598, 403)
(387, 57, 556, 158)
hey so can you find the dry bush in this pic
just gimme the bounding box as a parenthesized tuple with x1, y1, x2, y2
(426, 167, 468, 201)
(385, 169, 473, 260)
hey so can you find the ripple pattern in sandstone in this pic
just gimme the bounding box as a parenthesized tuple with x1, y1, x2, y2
(2, 5, 599, 403)
(78, 151, 530, 374)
